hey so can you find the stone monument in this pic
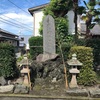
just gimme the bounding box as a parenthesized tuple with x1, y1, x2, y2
(36, 15, 58, 62)
(43, 15, 56, 54)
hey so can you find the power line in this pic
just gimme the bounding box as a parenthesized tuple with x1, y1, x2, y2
(0, 17, 33, 31)
(1, 14, 33, 29)
(25, 0, 33, 6)
(7, 0, 30, 15)
(0, 0, 33, 30)
(0, 19, 33, 32)
(0, 19, 23, 29)
(0, 2, 33, 29)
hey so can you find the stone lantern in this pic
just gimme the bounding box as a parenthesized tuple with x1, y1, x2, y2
(67, 54, 82, 88)
(19, 54, 31, 90)
(20, 65, 31, 90)
(21, 66, 30, 85)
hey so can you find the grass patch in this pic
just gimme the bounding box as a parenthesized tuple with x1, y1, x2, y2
(33, 85, 42, 91)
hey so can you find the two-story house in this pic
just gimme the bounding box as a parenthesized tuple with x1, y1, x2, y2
(0, 28, 27, 57)
(0, 28, 19, 47)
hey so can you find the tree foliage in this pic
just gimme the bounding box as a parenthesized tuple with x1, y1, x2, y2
(55, 16, 69, 41)
(80, 0, 100, 38)
(43, 0, 73, 17)
(0, 42, 19, 78)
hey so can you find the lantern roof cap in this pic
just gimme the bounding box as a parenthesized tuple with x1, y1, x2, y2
(67, 54, 83, 66)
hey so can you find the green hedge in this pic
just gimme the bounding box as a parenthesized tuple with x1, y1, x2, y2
(74, 38, 100, 71)
(69, 46, 96, 86)
(86, 38, 100, 70)
(0, 42, 19, 78)
(29, 36, 43, 59)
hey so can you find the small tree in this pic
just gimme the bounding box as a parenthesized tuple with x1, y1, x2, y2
(38, 0, 73, 88)
(0, 42, 19, 78)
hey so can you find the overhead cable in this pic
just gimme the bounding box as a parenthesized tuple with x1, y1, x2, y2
(25, 0, 33, 6)
(0, 17, 33, 31)
(8, 0, 30, 15)
(0, 19, 33, 32)
(1, 14, 33, 29)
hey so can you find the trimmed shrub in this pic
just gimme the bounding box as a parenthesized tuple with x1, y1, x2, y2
(0, 42, 19, 78)
(68, 46, 96, 86)
(29, 36, 43, 59)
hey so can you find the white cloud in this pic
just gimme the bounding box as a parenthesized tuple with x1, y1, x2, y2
(0, 12, 33, 35)
(2, 12, 32, 24)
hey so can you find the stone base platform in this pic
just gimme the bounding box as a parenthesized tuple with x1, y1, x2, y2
(66, 88, 88, 97)
(0, 94, 100, 100)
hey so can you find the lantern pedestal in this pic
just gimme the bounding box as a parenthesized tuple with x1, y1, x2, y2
(69, 74, 78, 88)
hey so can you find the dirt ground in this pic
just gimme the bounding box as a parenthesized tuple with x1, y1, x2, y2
(29, 78, 67, 97)
(29, 78, 100, 97)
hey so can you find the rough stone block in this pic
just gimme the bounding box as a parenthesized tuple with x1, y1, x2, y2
(14, 84, 29, 94)
(66, 88, 88, 97)
(0, 76, 7, 86)
(36, 54, 58, 62)
(0, 85, 14, 93)
(89, 89, 100, 98)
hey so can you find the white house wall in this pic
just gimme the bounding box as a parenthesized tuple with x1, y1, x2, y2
(33, 10, 44, 36)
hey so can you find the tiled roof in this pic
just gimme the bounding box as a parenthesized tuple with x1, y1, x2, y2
(0, 28, 18, 36)
(28, 3, 49, 15)
(0, 28, 19, 41)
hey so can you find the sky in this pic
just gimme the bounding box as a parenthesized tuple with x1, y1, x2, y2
(0, 0, 99, 37)
(0, 0, 49, 36)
